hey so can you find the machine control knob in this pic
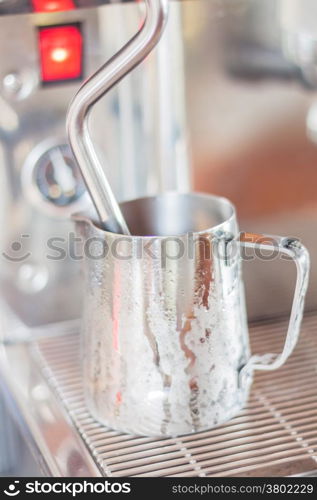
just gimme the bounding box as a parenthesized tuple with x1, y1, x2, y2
(22, 139, 88, 216)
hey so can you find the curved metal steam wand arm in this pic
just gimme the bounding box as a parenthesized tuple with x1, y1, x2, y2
(66, 0, 169, 235)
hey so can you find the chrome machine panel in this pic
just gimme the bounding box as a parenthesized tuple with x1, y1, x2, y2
(0, 0, 189, 332)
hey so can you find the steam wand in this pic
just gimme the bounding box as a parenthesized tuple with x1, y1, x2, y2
(67, 0, 169, 235)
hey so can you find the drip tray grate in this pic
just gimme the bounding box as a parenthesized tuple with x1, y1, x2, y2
(34, 315, 317, 477)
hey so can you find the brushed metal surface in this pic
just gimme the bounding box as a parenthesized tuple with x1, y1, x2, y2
(0, 337, 102, 477)
(0, 2, 189, 328)
(74, 193, 250, 436)
(73, 192, 309, 436)
(31, 313, 317, 477)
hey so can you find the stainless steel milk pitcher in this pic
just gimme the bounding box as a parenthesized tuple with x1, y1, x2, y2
(74, 192, 309, 436)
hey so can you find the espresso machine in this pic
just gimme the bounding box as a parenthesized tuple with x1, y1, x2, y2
(0, 0, 316, 477)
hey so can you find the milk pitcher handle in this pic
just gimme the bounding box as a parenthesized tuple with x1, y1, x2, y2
(238, 232, 310, 385)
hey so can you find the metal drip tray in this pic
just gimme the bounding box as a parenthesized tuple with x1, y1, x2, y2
(1, 314, 317, 477)
(29, 314, 317, 477)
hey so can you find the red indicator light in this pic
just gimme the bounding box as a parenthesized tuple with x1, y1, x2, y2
(38, 25, 83, 83)
(32, 0, 75, 13)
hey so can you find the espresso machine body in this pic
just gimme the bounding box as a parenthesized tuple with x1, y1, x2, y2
(0, 0, 190, 475)
(0, 0, 189, 334)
